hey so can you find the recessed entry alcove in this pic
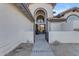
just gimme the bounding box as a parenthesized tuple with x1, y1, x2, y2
(34, 8, 48, 42)
(34, 8, 47, 34)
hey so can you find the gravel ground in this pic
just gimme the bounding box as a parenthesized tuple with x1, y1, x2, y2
(5, 43, 33, 56)
(50, 43, 79, 56)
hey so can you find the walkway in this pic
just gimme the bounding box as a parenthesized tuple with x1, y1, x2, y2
(31, 34, 54, 56)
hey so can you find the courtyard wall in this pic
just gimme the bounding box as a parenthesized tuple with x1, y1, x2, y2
(0, 4, 34, 55)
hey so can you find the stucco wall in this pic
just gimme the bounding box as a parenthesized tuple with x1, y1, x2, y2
(49, 22, 63, 31)
(0, 4, 34, 55)
(49, 31, 79, 43)
(49, 22, 73, 31)
(49, 12, 79, 31)
(28, 3, 54, 18)
(49, 12, 79, 44)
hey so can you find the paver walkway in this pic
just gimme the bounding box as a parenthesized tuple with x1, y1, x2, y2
(31, 34, 54, 56)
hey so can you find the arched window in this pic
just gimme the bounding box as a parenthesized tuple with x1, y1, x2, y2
(67, 15, 79, 23)
(36, 15, 44, 23)
(66, 14, 79, 31)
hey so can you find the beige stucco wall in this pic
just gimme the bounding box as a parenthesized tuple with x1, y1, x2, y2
(0, 4, 34, 55)
(49, 31, 79, 43)
(49, 22, 64, 31)
(49, 12, 79, 43)
(28, 3, 54, 18)
(49, 12, 79, 31)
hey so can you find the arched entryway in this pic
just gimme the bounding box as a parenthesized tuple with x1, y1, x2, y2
(34, 8, 48, 42)
(36, 15, 46, 34)
(34, 8, 47, 34)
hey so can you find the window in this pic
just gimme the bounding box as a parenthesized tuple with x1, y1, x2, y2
(67, 14, 79, 31)
(36, 15, 45, 24)
(67, 15, 79, 23)
(37, 19, 44, 23)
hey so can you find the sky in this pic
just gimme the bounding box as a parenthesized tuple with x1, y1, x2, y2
(54, 3, 79, 15)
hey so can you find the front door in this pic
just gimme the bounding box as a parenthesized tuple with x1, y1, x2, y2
(35, 24, 46, 34)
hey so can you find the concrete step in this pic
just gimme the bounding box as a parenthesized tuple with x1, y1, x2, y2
(31, 34, 54, 56)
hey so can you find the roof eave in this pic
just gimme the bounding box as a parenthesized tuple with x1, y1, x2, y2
(14, 3, 34, 22)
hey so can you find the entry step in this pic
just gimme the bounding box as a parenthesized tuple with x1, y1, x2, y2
(31, 34, 54, 56)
